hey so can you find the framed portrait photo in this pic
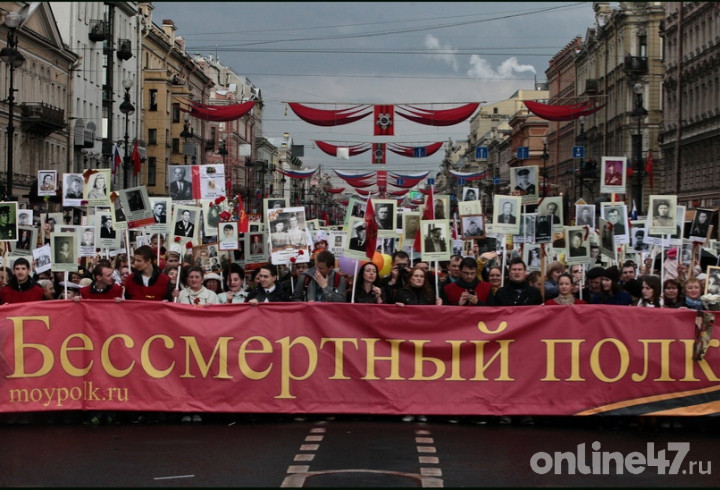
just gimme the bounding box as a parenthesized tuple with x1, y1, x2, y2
(63, 173, 84, 206)
(401, 212, 420, 247)
(575, 204, 595, 229)
(51, 232, 78, 272)
(118, 186, 155, 229)
(14, 226, 36, 255)
(218, 221, 238, 251)
(264, 198, 288, 220)
(38, 170, 58, 197)
(147, 197, 171, 235)
(461, 214, 485, 240)
(429, 195, 450, 220)
(689, 208, 713, 241)
(420, 219, 451, 261)
(372, 199, 398, 237)
(492, 195, 521, 236)
(600, 156, 627, 195)
(458, 200, 481, 217)
(537, 196, 564, 232)
(170, 204, 201, 247)
(84, 169, 111, 206)
(598, 217, 616, 259)
(648, 195, 678, 236)
(511, 165, 539, 205)
(0, 201, 18, 242)
(344, 217, 370, 261)
(565, 226, 590, 264)
(462, 187, 480, 202)
(524, 244, 543, 271)
(600, 203, 629, 244)
(246, 231, 267, 262)
(705, 265, 720, 295)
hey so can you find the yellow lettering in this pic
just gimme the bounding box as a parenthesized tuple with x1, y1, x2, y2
(409, 340, 445, 381)
(101, 334, 135, 378)
(680, 339, 720, 381)
(631, 339, 676, 382)
(181, 336, 233, 379)
(275, 336, 318, 399)
(59, 333, 93, 377)
(470, 340, 514, 381)
(319, 338, 359, 380)
(542, 339, 586, 381)
(446, 340, 465, 381)
(238, 335, 273, 380)
(141, 335, 175, 378)
(361, 338, 404, 380)
(590, 338, 629, 382)
(7, 316, 53, 378)
(477, 320, 508, 335)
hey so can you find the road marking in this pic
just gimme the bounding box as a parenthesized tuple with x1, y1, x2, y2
(299, 443, 319, 451)
(294, 454, 315, 462)
(416, 428, 444, 487)
(305, 435, 324, 441)
(153, 475, 195, 480)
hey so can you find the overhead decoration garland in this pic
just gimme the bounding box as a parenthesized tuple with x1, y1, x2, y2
(179, 100, 256, 122)
(315, 141, 370, 157)
(276, 168, 318, 180)
(387, 142, 443, 158)
(523, 99, 607, 121)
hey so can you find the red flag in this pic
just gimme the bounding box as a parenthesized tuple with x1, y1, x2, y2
(645, 150, 653, 190)
(131, 140, 141, 177)
(413, 185, 434, 252)
(236, 194, 249, 233)
(112, 144, 121, 175)
(363, 197, 378, 259)
(372, 143, 386, 164)
(374, 104, 394, 136)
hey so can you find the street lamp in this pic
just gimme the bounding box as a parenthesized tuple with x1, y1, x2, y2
(541, 137, 549, 197)
(180, 114, 193, 164)
(118, 78, 135, 188)
(631, 82, 648, 215)
(1, 11, 25, 200)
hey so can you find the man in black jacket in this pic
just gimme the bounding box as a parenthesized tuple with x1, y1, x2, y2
(248, 264, 290, 303)
(487, 258, 543, 306)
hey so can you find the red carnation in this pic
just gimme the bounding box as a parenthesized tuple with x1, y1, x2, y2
(185, 242, 193, 249)
(193, 297, 200, 305)
(215, 196, 226, 205)
(220, 211, 231, 221)
(81, 200, 88, 206)
(208, 202, 214, 208)
(290, 257, 296, 263)
(174, 236, 182, 243)
(297, 250, 304, 255)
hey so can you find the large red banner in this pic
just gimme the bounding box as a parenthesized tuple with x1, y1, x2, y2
(0, 302, 717, 416)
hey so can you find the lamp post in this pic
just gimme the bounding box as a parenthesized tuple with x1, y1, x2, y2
(541, 138, 549, 197)
(118, 79, 135, 188)
(631, 82, 648, 215)
(1, 11, 25, 200)
(180, 114, 193, 165)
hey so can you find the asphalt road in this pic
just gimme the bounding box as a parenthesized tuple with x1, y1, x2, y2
(1, 414, 718, 487)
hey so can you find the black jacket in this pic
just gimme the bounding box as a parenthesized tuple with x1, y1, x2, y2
(487, 280, 543, 306)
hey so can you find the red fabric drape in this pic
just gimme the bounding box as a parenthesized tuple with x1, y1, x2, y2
(396, 103, 479, 126)
(324, 187, 346, 194)
(387, 141, 444, 158)
(315, 141, 370, 157)
(288, 103, 372, 126)
(180, 101, 256, 122)
(523, 99, 607, 121)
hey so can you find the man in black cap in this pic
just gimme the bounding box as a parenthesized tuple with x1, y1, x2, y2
(652, 199, 673, 227)
(514, 168, 535, 195)
(349, 223, 367, 251)
(424, 226, 447, 252)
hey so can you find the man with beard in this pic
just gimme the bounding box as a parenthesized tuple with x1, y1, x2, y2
(442, 256, 492, 306)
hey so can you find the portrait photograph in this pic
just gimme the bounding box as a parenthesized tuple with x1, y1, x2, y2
(96, 212, 121, 250)
(524, 245, 543, 271)
(430, 195, 450, 220)
(63, 173, 84, 206)
(16, 209, 32, 228)
(537, 196, 564, 231)
(14, 226, 36, 255)
(0, 201, 18, 242)
(32, 244, 52, 274)
(535, 214, 553, 244)
(648, 195, 678, 236)
(170, 204, 201, 246)
(168, 165, 193, 201)
(344, 217, 371, 261)
(600, 203, 629, 244)
(420, 219, 451, 262)
(598, 217, 616, 259)
(306, 219, 320, 233)
(264, 197, 288, 219)
(344, 197, 366, 229)
(248, 222, 263, 233)
(218, 221, 238, 251)
(267, 207, 310, 264)
(600, 156, 627, 195)
(51, 232, 77, 272)
(565, 226, 590, 264)
(689, 208, 713, 241)
(401, 212, 420, 245)
(372, 199, 397, 236)
(458, 200, 481, 217)
(461, 214, 485, 240)
(198, 164, 225, 200)
(118, 186, 155, 229)
(328, 230, 346, 256)
(246, 232, 267, 262)
(511, 165, 538, 205)
(78, 226, 96, 257)
(38, 170, 58, 197)
(462, 187, 479, 202)
(517, 213, 536, 244)
(202, 199, 230, 238)
(575, 204, 595, 229)
(84, 169, 111, 206)
(630, 221, 649, 252)
(147, 197, 171, 235)
(492, 195, 521, 236)
(705, 266, 720, 295)
(110, 192, 129, 232)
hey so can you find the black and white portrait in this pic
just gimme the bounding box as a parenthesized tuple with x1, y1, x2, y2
(462, 187, 479, 202)
(462, 215, 485, 239)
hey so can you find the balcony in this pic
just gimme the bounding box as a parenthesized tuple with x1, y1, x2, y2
(20, 102, 65, 136)
(585, 79, 599, 95)
(623, 55, 648, 75)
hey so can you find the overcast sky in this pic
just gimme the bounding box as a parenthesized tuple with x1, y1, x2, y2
(151, 2, 597, 181)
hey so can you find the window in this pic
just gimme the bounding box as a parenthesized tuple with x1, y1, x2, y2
(149, 89, 158, 111)
(147, 157, 156, 186)
(172, 138, 179, 153)
(172, 103, 180, 123)
(639, 35, 647, 58)
(148, 128, 157, 145)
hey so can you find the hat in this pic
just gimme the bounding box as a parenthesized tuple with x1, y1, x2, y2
(78, 278, 93, 288)
(165, 250, 181, 259)
(656, 199, 670, 208)
(518, 168, 530, 176)
(666, 248, 678, 259)
(203, 272, 222, 282)
(586, 266, 605, 280)
(622, 278, 642, 298)
(601, 265, 620, 283)
(431, 227, 443, 232)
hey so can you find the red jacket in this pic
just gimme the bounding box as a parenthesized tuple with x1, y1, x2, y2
(1, 284, 44, 304)
(443, 280, 492, 305)
(124, 270, 171, 301)
(79, 283, 124, 300)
